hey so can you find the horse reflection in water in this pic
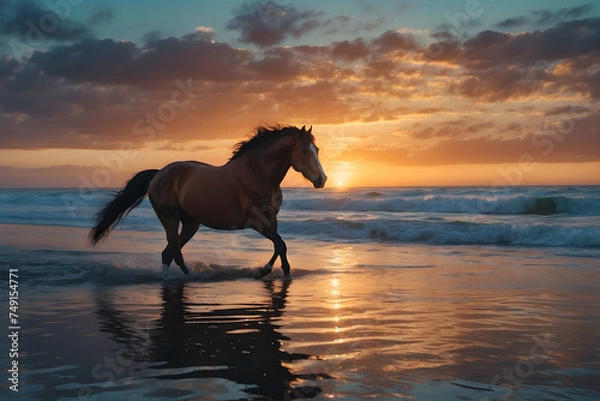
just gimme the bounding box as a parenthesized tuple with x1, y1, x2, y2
(94, 281, 327, 400)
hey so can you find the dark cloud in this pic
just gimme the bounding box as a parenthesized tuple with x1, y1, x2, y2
(494, 4, 592, 30)
(532, 4, 592, 25)
(422, 39, 463, 63)
(249, 48, 304, 81)
(461, 18, 600, 69)
(506, 123, 523, 132)
(88, 5, 115, 26)
(588, 72, 600, 98)
(0, 71, 131, 119)
(494, 16, 529, 29)
(30, 39, 137, 85)
(24, 27, 413, 90)
(331, 39, 370, 61)
(227, 1, 323, 47)
(372, 30, 418, 53)
(132, 36, 251, 84)
(141, 30, 162, 46)
(453, 18, 600, 101)
(363, 59, 399, 79)
(460, 30, 511, 68)
(494, 4, 592, 31)
(0, 55, 18, 78)
(0, 0, 92, 41)
(21, 10, 598, 107)
(543, 105, 593, 116)
(451, 66, 551, 102)
(4, 63, 60, 92)
(30, 36, 252, 86)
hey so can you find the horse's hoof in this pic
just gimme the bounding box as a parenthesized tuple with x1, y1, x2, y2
(282, 273, 293, 281)
(253, 263, 272, 279)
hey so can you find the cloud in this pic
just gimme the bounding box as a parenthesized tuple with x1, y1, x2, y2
(20, 11, 594, 114)
(0, 0, 92, 41)
(189, 26, 215, 39)
(450, 66, 551, 102)
(462, 18, 600, 69)
(532, 3, 592, 25)
(88, 5, 115, 26)
(30, 39, 137, 85)
(0, 55, 18, 78)
(453, 18, 600, 101)
(30, 36, 252, 86)
(4, 62, 61, 92)
(543, 105, 594, 116)
(249, 47, 304, 81)
(372, 29, 418, 53)
(331, 39, 370, 61)
(494, 16, 529, 29)
(339, 114, 600, 166)
(21, 26, 420, 93)
(226, 1, 323, 47)
(493, 4, 592, 30)
(406, 118, 495, 140)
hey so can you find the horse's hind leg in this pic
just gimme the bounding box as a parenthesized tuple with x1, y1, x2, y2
(161, 212, 199, 268)
(155, 208, 190, 275)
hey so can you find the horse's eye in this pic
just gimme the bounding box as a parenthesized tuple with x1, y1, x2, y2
(302, 149, 309, 154)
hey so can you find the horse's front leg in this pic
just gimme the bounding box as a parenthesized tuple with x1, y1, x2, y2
(250, 214, 291, 279)
(254, 229, 290, 279)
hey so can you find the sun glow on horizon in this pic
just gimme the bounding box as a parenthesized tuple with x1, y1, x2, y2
(324, 160, 355, 189)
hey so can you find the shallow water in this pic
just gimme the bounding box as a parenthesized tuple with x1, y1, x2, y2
(1, 223, 599, 400)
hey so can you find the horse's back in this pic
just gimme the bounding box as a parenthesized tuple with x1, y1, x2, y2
(148, 161, 215, 208)
(149, 161, 246, 228)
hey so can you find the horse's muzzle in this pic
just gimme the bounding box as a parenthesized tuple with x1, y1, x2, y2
(313, 175, 327, 189)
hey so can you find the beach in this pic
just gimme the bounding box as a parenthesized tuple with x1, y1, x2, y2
(1, 187, 599, 400)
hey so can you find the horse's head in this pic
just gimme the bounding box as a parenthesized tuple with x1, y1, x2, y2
(290, 126, 327, 189)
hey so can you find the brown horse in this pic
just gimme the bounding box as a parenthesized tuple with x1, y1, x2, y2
(89, 125, 327, 278)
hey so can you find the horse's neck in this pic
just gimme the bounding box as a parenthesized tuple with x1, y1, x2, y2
(258, 139, 293, 186)
(232, 138, 293, 189)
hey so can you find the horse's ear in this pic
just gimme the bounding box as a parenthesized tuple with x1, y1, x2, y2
(301, 125, 306, 132)
(308, 126, 312, 133)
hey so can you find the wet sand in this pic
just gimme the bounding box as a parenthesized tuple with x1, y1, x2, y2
(1, 223, 599, 400)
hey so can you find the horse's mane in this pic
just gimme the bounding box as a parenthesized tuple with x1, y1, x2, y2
(230, 124, 313, 160)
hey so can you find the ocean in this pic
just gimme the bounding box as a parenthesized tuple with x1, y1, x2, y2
(3, 185, 600, 248)
(1, 186, 599, 400)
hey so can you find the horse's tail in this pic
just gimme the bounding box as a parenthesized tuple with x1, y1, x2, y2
(89, 169, 160, 245)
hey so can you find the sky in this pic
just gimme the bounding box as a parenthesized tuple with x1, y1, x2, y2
(0, 0, 599, 188)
